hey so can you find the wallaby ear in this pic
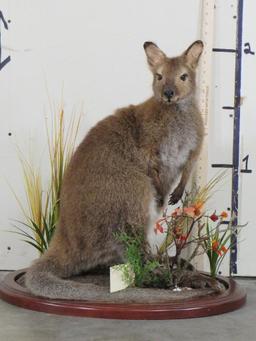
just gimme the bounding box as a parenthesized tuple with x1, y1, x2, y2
(143, 42, 166, 70)
(184, 40, 204, 68)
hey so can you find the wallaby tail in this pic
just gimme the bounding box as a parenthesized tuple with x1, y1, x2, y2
(25, 255, 107, 300)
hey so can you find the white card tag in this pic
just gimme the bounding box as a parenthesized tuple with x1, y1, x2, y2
(110, 263, 135, 293)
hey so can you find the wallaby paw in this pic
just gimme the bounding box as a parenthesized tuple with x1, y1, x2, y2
(178, 272, 225, 293)
(168, 188, 183, 205)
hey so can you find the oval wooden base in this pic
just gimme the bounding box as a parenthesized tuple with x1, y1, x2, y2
(0, 269, 246, 320)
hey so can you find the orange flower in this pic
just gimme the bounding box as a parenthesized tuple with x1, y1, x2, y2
(221, 245, 228, 253)
(194, 202, 204, 216)
(183, 206, 195, 218)
(171, 207, 183, 218)
(154, 218, 165, 234)
(220, 211, 228, 219)
(194, 207, 202, 216)
(212, 240, 219, 252)
(211, 240, 228, 256)
(194, 201, 204, 210)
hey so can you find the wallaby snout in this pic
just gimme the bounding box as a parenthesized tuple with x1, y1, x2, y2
(163, 88, 175, 102)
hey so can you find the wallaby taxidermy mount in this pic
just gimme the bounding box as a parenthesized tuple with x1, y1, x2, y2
(25, 40, 204, 299)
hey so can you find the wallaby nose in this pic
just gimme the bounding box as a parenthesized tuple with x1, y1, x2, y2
(163, 89, 174, 100)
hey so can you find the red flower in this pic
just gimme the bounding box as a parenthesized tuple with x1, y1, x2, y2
(210, 213, 219, 222)
(180, 234, 188, 242)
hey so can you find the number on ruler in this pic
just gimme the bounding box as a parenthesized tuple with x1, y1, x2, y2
(241, 154, 252, 173)
(0, 10, 11, 71)
(244, 42, 255, 55)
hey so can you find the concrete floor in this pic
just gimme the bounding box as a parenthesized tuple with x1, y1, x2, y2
(0, 272, 255, 341)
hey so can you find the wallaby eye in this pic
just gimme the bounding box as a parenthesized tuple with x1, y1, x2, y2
(180, 73, 188, 81)
(156, 73, 163, 81)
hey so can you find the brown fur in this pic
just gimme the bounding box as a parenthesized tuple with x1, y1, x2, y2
(25, 41, 204, 299)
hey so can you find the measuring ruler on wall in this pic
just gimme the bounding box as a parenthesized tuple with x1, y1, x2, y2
(194, 0, 215, 271)
(210, 0, 244, 275)
(197, 0, 247, 275)
(197, 0, 215, 187)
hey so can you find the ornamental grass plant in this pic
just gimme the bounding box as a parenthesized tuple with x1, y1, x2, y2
(12, 107, 81, 254)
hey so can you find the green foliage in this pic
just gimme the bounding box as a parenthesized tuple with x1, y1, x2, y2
(11, 201, 58, 254)
(203, 217, 245, 278)
(115, 230, 144, 286)
(115, 228, 172, 288)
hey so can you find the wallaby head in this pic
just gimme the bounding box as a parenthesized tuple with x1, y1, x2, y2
(143, 40, 203, 104)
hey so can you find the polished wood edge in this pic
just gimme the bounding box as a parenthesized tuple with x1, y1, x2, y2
(0, 269, 247, 320)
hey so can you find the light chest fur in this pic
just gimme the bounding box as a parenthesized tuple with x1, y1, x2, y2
(159, 108, 199, 190)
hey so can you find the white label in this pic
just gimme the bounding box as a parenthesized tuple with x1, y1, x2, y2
(110, 263, 135, 293)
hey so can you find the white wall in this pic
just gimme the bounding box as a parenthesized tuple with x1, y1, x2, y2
(236, 0, 256, 276)
(0, 0, 202, 269)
